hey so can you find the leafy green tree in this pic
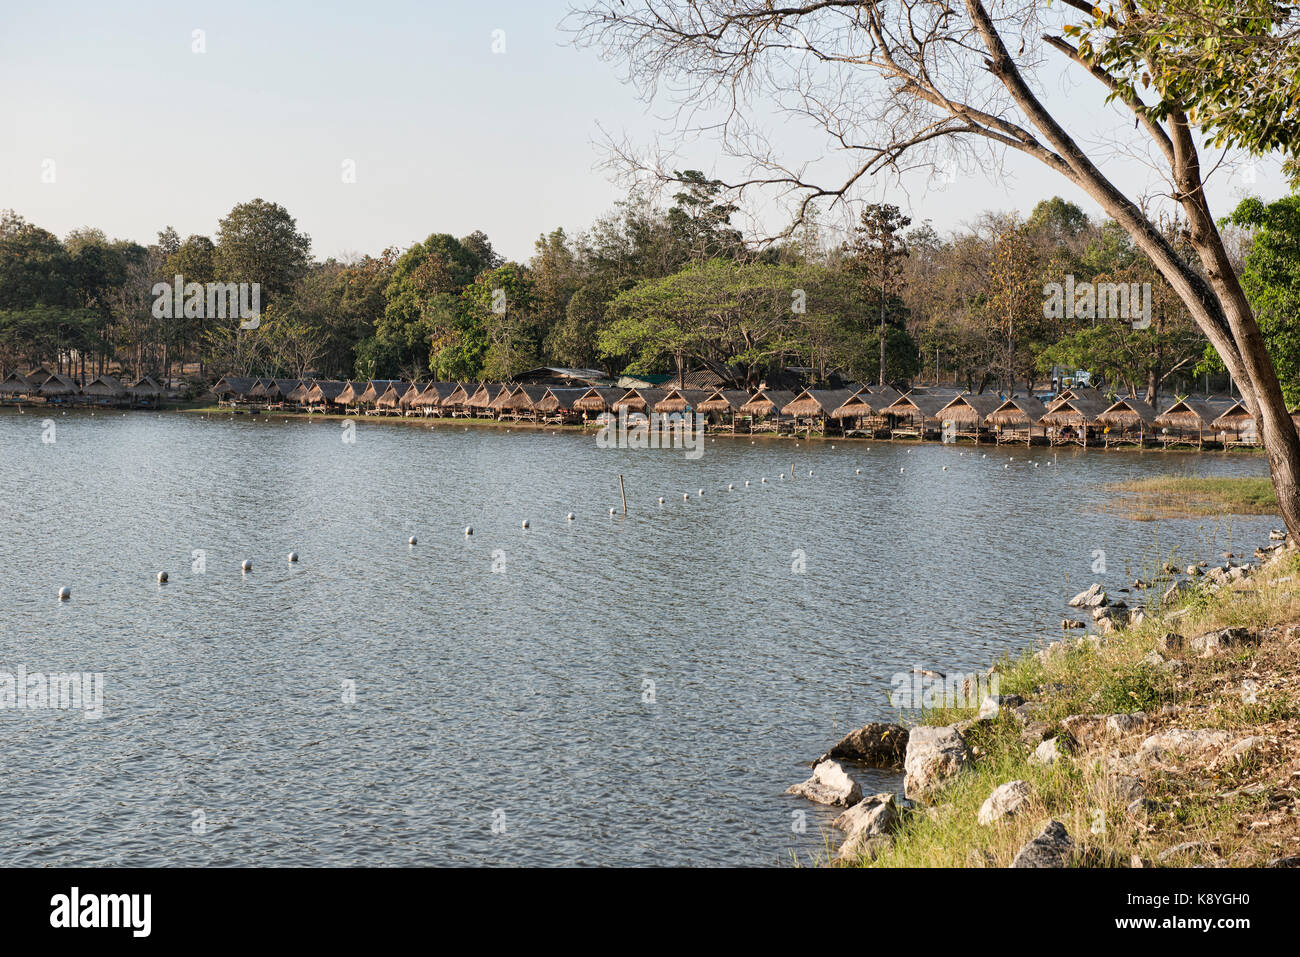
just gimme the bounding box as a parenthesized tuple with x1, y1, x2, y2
(215, 198, 312, 301)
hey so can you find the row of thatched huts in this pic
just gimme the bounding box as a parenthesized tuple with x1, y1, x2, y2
(208, 375, 1263, 448)
(0, 370, 166, 406)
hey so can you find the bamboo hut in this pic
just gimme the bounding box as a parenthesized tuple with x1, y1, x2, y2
(932, 393, 1005, 443)
(128, 376, 164, 407)
(303, 379, 347, 412)
(1096, 397, 1157, 448)
(879, 392, 949, 440)
(488, 384, 522, 418)
(1211, 399, 1258, 447)
(38, 372, 81, 401)
(427, 381, 465, 415)
(571, 387, 626, 420)
(358, 380, 402, 412)
(401, 382, 431, 414)
(652, 388, 712, 414)
(212, 374, 256, 405)
(985, 396, 1048, 445)
(441, 382, 472, 416)
(500, 384, 549, 420)
(533, 387, 587, 424)
(781, 389, 857, 436)
(738, 389, 798, 433)
(695, 389, 752, 432)
(466, 382, 509, 416)
(82, 374, 127, 406)
(1055, 386, 1103, 403)
(1153, 397, 1220, 448)
(829, 391, 895, 437)
(282, 379, 311, 406)
(611, 388, 669, 417)
(334, 380, 365, 412)
(1039, 395, 1110, 446)
(0, 371, 33, 400)
(25, 368, 54, 392)
(373, 381, 412, 413)
(247, 378, 277, 405)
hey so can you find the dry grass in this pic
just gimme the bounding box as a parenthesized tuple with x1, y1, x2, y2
(841, 550, 1300, 868)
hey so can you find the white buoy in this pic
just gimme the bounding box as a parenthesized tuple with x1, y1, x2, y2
(780, 474, 785, 480)
(465, 526, 473, 536)
(761, 477, 767, 483)
(808, 470, 814, 477)
(58, 586, 70, 601)
(683, 493, 689, 501)
(744, 481, 750, 487)
(157, 571, 168, 584)
(241, 560, 252, 572)
(289, 551, 299, 562)
(1004, 464, 1009, 469)
(698, 489, 704, 496)
(658, 497, 665, 504)
(900, 467, 905, 473)
(855, 468, 861, 474)
(521, 520, 529, 529)
(728, 484, 734, 490)
(409, 535, 418, 545)
(567, 513, 575, 521)
(609, 507, 616, 515)
(942, 465, 948, 471)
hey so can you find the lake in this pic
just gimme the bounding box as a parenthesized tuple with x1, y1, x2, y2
(0, 408, 1275, 865)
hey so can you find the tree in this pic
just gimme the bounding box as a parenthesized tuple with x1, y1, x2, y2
(215, 198, 312, 302)
(845, 203, 912, 386)
(570, 0, 1300, 536)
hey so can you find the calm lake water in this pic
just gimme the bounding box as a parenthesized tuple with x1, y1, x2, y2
(0, 408, 1275, 866)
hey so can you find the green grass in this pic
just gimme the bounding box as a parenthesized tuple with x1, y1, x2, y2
(1109, 475, 1278, 519)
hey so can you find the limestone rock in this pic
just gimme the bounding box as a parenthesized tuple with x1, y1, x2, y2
(1187, 627, 1257, 658)
(903, 726, 972, 800)
(977, 780, 1032, 825)
(1068, 583, 1108, 609)
(785, 759, 862, 806)
(833, 792, 901, 860)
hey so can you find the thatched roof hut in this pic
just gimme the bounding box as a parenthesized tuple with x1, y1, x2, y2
(83, 374, 126, 398)
(1211, 399, 1254, 431)
(739, 389, 797, 416)
(611, 388, 668, 413)
(281, 379, 310, 403)
(128, 376, 163, 399)
(782, 389, 858, 418)
(652, 388, 712, 413)
(880, 392, 949, 423)
(1096, 397, 1157, 430)
(489, 384, 522, 414)
(466, 382, 509, 412)
(304, 379, 347, 405)
(25, 368, 54, 391)
(335, 380, 365, 406)
(504, 384, 550, 413)
(38, 373, 81, 397)
(1039, 396, 1110, 427)
(696, 389, 751, 413)
(572, 386, 629, 412)
(442, 382, 472, 410)
(0, 372, 33, 396)
(248, 378, 277, 400)
(1153, 397, 1219, 432)
(933, 393, 1005, 425)
(985, 395, 1047, 427)
(1056, 386, 1102, 403)
(374, 381, 412, 410)
(212, 374, 256, 399)
(537, 387, 588, 414)
(357, 380, 401, 406)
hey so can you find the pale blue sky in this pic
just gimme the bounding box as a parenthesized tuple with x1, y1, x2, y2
(1, 0, 1288, 262)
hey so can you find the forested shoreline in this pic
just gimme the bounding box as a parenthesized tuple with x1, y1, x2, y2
(3, 178, 1296, 406)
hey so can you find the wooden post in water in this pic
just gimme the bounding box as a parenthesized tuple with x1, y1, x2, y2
(618, 474, 627, 514)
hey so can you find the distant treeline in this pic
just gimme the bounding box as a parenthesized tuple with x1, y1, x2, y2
(3, 177, 1296, 406)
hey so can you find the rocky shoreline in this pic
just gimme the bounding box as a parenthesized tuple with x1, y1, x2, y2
(787, 530, 1300, 867)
